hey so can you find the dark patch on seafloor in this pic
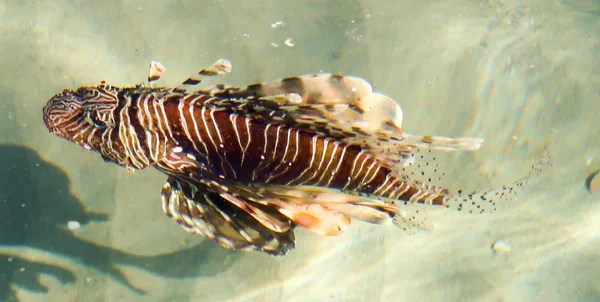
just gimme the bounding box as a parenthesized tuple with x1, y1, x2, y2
(0, 144, 242, 302)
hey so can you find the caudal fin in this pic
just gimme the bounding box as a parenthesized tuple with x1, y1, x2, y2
(443, 147, 552, 214)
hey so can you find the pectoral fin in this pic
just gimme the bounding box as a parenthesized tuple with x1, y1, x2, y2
(161, 177, 295, 256)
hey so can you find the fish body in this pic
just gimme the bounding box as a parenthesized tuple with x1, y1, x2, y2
(43, 60, 548, 255)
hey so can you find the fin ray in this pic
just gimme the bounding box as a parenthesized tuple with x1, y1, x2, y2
(161, 177, 295, 256)
(172, 59, 232, 93)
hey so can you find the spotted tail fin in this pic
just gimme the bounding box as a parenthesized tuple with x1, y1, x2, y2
(443, 147, 552, 214)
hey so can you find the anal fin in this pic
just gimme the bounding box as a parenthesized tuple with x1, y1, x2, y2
(210, 182, 353, 236)
(269, 202, 351, 236)
(232, 184, 435, 234)
(266, 184, 434, 234)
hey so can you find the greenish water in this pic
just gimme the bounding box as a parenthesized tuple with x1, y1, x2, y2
(1, 0, 599, 301)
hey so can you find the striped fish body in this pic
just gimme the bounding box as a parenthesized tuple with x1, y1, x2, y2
(155, 93, 440, 204)
(40, 83, 443, 205)
(43, 70, 547, 256)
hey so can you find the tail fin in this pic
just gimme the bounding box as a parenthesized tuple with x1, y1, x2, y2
(443, 147, 552, 214)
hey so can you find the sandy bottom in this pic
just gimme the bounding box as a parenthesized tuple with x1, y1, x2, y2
(0, 0, 599, 301)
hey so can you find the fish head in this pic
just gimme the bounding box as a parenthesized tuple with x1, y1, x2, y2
(42, 83, 127, 164)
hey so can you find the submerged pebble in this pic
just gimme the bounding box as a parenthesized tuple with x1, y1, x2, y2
(585, 170, 600, 194)
(491, 240, 512, 254)
(67, 220, 81, 230)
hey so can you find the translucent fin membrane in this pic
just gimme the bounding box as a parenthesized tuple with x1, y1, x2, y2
(444, 147, 552, 214)
(401, 146, 552, 214)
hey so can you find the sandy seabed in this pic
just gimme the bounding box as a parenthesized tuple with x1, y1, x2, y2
(0, 1, 599, 301)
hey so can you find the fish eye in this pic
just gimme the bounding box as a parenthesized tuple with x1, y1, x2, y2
(84, 110, 110, 128)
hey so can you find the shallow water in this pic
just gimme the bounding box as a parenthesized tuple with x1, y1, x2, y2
(1, 0, 599, 301)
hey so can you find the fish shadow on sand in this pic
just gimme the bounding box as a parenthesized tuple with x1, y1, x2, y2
(0, 144, 242, 301)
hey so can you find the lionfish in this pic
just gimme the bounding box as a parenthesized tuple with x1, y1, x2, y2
(43, 59, 548, 256)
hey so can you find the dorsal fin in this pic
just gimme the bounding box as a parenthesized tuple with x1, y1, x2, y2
(145, 59, 233, 99)
(222, 73, 376, 112)
(173, 65, 482, 169)
(205, 71, 482, 154)
(211, 73, 403, 129)
(171, 59, 232, 93)
(205, 97, 483, 171)
(147, 60, 166, 88)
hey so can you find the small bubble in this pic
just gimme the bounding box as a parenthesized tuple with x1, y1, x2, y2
(219, 143, 224, 148)
(260, 154, 266, 160)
